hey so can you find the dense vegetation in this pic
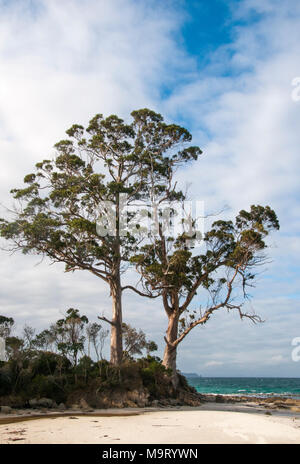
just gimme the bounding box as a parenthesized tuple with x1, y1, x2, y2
(0, 313, 196, 408)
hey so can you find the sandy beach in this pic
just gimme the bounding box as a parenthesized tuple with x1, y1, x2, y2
(1, 404, 300, 444)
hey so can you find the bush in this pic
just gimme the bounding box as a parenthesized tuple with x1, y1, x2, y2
(28, 374, 66, 403)
(0, 368, 12, 396)
(31, 351, 71, 376)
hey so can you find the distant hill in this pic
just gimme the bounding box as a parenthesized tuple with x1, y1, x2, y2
(182, 372, 200, 378)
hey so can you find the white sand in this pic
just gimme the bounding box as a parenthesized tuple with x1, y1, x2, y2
(1, 406, 300, 444)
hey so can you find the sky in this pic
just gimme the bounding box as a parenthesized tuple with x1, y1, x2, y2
(0, 0, 299, 376)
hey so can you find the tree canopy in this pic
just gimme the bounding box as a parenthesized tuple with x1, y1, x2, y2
(0, 108, 202, 365)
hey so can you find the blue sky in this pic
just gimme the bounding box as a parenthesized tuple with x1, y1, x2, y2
(0, 0, 299, 376)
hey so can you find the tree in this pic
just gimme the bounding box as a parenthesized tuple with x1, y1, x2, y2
(132, 205, 279, 386)
(51, 308, 88, 368)
(33, 329, 56, 352)
(22, 324, 36, 351)
(122, 323, 158, 359)
(86, 322, 109, 361)
(0, 108, 201, 365)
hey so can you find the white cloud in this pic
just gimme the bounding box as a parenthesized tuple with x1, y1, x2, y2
(204, 360, 224, 367)
(0, 0, 183, 201)
(270, 355, 284, 364)
(164, 1, 300, 376)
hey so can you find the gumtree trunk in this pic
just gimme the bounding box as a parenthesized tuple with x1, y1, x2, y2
(110, 272, 123, 365)
(162, 313, 179, 389)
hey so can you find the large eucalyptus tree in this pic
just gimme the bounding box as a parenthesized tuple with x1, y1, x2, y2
(0, 108, 201, 364)
(132, 205, 279, 386)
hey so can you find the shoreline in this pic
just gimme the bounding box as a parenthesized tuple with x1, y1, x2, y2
(1, 392, 300, 423)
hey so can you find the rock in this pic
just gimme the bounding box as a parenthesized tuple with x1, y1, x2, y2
(215, 395, 225, 403)
(79, 398, 94, 412)
(169, 398, 179, 406)
(29, 398, 54, 408)
(177, 391, 202, 407)
(37, 398, 54, 408)
(151, 400, 159, 407)
(70, 404, 80, 410)
(265, 404, 277, 409)
(125, 400, 137, 408)
(79, 398, 90, 409)
(29, 398, 39, 408)
(127, 389, 149, 408)
(58, 403, 66, 411)
(275, 403, 290, 409)
(1, 405, 12, 414)
(111, 401, 124, 408)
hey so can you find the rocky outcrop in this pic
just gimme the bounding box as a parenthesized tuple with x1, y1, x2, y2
(0, 405, 12, 414)
(67, 387, 151, 409)
(199, 394, 300, 411)
(29, 398, 57, 409)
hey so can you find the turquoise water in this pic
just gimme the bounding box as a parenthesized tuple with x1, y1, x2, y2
(186, 377, 300, 399)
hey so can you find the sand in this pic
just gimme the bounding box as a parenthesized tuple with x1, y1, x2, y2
(1, 405, 300, 444)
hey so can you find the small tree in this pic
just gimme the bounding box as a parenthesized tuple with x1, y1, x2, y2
(132, 205, 279, 386)
(122, 323, 158, 359)
(22, 324, 36, 351)
(86, 322, 109, 361)
(52, 308, 88, 368)
(33, 329, 56, 352)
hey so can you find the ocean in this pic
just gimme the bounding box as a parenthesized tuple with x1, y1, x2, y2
(186, 377, 300, 399)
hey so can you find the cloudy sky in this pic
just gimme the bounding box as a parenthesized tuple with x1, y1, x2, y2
(0, 0, 299, 376)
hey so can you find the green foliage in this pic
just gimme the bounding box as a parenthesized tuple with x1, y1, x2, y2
(28, 375, 66, 403)
(31, 352, 71, 376)
(122, 323, 158, 359)
(139, 356, 171, 398)
(0, 108, 201, 280)
(0, 310, 166, 405)
(51, 308, 88, 366)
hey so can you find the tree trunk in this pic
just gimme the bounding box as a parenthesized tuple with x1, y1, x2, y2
(162, 313, 179, 389)
(110, 272, 123, 365)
